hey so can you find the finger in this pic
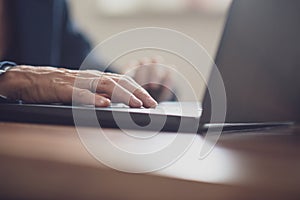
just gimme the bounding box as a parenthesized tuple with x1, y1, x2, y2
(147, 57, 165, 89)
(135, 57, 151, 85)
(151, 55, 164, 63)
(71, 72, 124, 90)
(55, 84, 111, 107)
(69, 71, 157, 107)
(157, 70, 174, 102)
(96, 77, 143, 108)
(70, 76, 148, 108)
(126, 60, 139, 77)
(113, 76, 158, 108)
(71, 70, 123, 80)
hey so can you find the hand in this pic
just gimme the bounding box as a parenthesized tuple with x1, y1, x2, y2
(130, 56, 175, 102)
(0, 65, 157, 108)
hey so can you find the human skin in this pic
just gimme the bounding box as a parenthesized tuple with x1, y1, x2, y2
(0, 65, 158, 108)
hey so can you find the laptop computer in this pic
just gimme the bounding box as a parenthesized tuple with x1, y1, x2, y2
(0, 0, 299, 132)
(201, 0, 300, 124)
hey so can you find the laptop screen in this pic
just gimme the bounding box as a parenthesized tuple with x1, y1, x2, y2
(202, 0, 300, 123)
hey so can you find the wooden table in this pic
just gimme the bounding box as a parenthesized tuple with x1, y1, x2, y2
(0, 122, 299, 200)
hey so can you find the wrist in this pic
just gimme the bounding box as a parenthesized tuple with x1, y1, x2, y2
(0, 65, 27, 100)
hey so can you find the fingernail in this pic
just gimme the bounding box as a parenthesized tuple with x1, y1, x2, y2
(147, 97, 158, 108)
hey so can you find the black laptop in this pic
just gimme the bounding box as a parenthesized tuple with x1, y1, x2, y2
(1, 0, 299, 132)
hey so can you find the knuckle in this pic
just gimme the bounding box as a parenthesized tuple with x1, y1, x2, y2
(100, 76, 110, 84)
(100, 77, 115, 86)
(97, 77, 116, 93)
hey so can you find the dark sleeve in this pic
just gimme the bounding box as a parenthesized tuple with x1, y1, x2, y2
(58, 1, 92, 70)
(58, 1, 114, 72)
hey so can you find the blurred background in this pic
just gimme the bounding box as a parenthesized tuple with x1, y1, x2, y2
(68, 0, 232, 100)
